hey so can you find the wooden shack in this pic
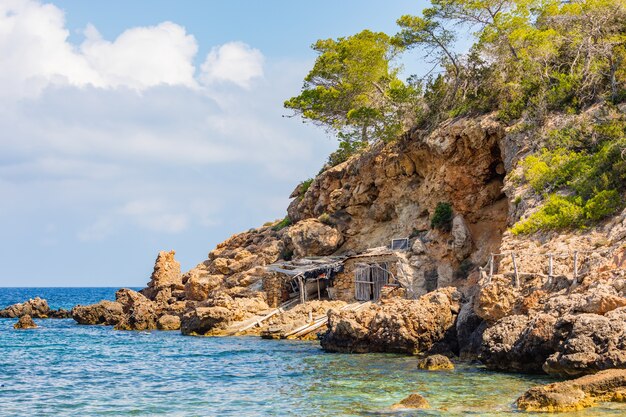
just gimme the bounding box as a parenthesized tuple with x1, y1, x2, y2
(264, 245, 410, 306)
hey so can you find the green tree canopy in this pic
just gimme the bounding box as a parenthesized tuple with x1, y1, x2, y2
(284, 30, 420, 164)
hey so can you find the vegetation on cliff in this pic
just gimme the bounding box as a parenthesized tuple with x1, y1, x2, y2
(286, 0, 626, 233)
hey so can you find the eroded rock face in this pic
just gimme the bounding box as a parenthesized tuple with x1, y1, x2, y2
(14, 315, 37, 329)
(479, 313, 558, 373)
(180, 306, 233, 336)
(184, 271, 222, 301)
(140, 250, 183, 301)
(543, 307, 626, 376)
(286, 219, 343, 257)
(516, 369, 626, 412)
(72, 301, 124, 325)
(320, 288, 461, 354)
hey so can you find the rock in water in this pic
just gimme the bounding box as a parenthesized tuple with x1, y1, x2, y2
(13, 315, 37, 329)
(72, 300, 124, 325)
(320, 287, 461, 354)
(417, 354, 454, 371)
(1, 297, 50, 318)
(391, 393, 429, 409)
(516, 369, 626, 412)
(114, 289, 158, 331)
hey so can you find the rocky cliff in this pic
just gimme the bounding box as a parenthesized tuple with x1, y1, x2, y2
(67, 108, 625, 381)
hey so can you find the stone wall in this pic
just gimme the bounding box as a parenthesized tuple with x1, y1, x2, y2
(331, 254, 401, 302)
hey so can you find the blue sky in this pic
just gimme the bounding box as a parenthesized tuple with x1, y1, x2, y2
(0, 0, 434, 287)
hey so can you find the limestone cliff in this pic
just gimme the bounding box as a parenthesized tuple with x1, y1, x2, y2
(70, 107, 625, 375)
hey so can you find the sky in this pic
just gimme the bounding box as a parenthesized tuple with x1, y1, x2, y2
(0, 0, 432, 287)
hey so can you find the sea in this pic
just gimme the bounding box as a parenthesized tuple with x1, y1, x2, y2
(0, 287, 625, 417)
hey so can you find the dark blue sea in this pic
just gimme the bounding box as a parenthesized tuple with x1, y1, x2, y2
(1, 288, 625, 416)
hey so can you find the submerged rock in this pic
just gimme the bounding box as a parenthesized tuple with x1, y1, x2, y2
(516, 369, 626, 412)
(391, 393, 430, 409)
(13, 315, 37, 329)
(72, 300, 124, 325)
(320, 287, 461, 354)
(417, 354, 454, 371)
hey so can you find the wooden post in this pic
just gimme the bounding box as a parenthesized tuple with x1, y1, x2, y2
(298, 275, 305, 304)
(316, 277, 321, 300)
(512, 253, 520, 288)
(573, 251, 579, 283)
(489, 253, 494, 282)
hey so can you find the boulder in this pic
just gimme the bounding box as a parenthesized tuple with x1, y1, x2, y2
(286, 219, 343, 257)
(456, 300, 485, 359)
(114, 289, 157, 331)
(479, 313, 558, 373)
(184, 271, 223, 301)
(140, 250, 182, 300)
(0, 297, 50, 318)
(157, 314, 181, 331)
(474, 278, 519, 322)
(543, 307, 626, 377)
(180, 306, 234, 336)
(517, 369, 626, 412)
(320, 288, 461, 354)
(13, 315, 37, 329)
(72, 300, 124, 325)
(451, 215, 472, 260)
(391, 393, 429, 409)
(417, 354, 454, 371)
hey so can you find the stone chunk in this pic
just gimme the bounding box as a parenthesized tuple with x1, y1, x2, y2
(417, 354, 455, 371)
(13, 315, 37, 329)
(286, 219, 343, 257)
(157, 314, 181, 331)
(391, 393, 430, 409)
(517, 369, 626, 412)
(72, 300, 124, 325)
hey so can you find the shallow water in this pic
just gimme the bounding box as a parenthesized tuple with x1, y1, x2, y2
(1, 289, 625, 417)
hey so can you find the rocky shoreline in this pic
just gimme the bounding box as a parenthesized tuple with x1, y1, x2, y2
(3, 115, 626, 413)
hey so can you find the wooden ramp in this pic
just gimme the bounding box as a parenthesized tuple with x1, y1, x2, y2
(284, 301, 370, 339)
(225, 298, 300, 336)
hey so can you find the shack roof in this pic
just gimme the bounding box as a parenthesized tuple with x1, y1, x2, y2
(266, 256, 346, 278)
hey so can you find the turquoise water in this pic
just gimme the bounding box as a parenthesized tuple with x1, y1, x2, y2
(1, 289, 625, 416)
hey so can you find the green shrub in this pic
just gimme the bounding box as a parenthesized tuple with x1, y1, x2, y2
(431, 202, 453, 231)
(584, 189, 622, 221)
(511, 194, 585, 234)
(318, 212, 332, 225)
(272, 216, 292, 231)
(299, 178, 314, 199)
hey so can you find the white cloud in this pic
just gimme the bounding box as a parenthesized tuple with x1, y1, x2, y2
(80, 22, 198, 89)
(0, 0, 335, 285)
(200, 42, 264, 88)
(0, 0, 198, 97)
